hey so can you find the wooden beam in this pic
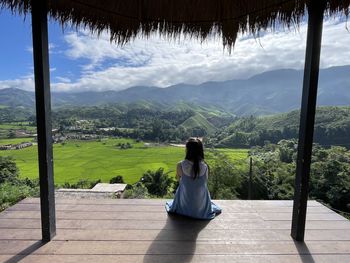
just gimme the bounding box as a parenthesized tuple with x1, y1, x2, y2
(31, 0, 56, 241)
(248, 157, 252, 200)
(291, 0, 326, 242)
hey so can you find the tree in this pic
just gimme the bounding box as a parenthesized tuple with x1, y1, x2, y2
(247, 141, 350, 212)
(278, 139, 297, 163)
(0, 157, 19, 184)
(310, 146, 350, 212)
(141, 168, 175, 197)
(206, 153, 243, 199)
(7, 130, 16, 139)
(246, 142, 296, 200)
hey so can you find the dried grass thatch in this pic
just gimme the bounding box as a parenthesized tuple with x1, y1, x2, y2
(1, 0, 350, 50)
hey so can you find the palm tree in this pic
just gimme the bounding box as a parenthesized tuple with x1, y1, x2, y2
(141, 168, 174, 197)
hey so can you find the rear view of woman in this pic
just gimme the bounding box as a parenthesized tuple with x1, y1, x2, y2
(165, 138, 221, 219)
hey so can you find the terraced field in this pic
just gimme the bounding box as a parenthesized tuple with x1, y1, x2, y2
(0, 122, 36, 138)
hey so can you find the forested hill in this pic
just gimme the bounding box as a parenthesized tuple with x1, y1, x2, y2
(208, 106, 350, 148)
(50, 102, 234, 141)
(1, 65, 350, 116)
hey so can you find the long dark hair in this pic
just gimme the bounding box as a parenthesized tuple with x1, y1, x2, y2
(185, 138, 204, 179)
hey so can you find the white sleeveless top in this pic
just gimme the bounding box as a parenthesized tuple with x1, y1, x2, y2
(180, 159, 208, 178)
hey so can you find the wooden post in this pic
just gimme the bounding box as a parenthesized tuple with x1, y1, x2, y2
(31, 0, 56, 241)
(291, 0, 326, 242)
(248, 157, 252, 200)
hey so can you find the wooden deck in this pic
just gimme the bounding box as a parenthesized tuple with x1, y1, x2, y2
(0, 198, 349, 262)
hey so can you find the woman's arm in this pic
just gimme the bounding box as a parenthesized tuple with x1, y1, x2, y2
(206, 163, 210, 179)
(176, 162, 182, 181)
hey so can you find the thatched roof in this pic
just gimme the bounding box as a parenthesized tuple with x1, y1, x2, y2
(1, 0, 350, 50)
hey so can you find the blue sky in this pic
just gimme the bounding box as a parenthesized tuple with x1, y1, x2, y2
(1, 8, 350, 92)
(0, 9, 33, 80)
(0, 8, 86, 83)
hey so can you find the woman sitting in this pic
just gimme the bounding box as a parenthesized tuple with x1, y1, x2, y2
(165, 138, 221, 219)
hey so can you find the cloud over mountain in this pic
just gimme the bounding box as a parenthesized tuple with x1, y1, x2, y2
(1, 18, 350, 93)
(1, 66, 349, 116)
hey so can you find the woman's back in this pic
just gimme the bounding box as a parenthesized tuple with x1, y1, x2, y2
(181, 159, 207, 178)
(166, 159, 221, 219)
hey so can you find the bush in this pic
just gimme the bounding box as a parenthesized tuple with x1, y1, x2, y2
(207, 161, 242, 199)
(123, 182, 149, 198)
(125, 184, 133, 190)
(110, 175, 125, 184)
(0, 180, 39, 211)
(0, 156, 19, 184)
(60, 179, 101, 189)
(116, 142, 133, 149)
(141, 168, 175, 197)
(0, 157, 39, 211)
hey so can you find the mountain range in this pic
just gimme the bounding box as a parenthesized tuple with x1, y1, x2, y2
(1, 65, 349, 116)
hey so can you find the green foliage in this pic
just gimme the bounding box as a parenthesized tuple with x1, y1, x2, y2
(0, 107, 34, 124)
(7, 130, 16, 138)
(0, 157, 39, 211)
(0, 156, 19, 184)
(53, 104, 202, 142)
(0, 102, 226, 142)
(217, 131, 251, 148)
(207, 161, 242, 199)
(246, 142, 298, 200)
(110, 175, 125, 184)
(141, 168, 175, 197)
(278, 139, 297, 163)
(60, 179, 101, 189)
(204, 148, 246, 200)
(123, 182, 149, 199)
(0, 181, 39, 211)
(248, 141, 350, 213)
(180, 113, 216, 136)
(310, 146, 350, 212)
(209, 106, 350, 148)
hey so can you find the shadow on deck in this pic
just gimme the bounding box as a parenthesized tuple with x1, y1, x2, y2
(0, 198, 349, 262)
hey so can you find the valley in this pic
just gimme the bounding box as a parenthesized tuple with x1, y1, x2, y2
(0, 137, 248, 185)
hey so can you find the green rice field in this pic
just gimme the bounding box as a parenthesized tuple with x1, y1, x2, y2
(0, 122, 35, 130)
(0, 138, 248, 185)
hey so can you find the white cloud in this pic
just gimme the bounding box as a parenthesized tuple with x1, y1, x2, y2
(3, 18, 350, 92)
(55, 76, 71, 83)
(51, 18, 350, 92)
(0, 75, 34, 91)
(26, 42, 58, 54)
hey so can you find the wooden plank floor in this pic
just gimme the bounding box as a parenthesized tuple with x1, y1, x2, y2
(0, 198, 350, 263)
